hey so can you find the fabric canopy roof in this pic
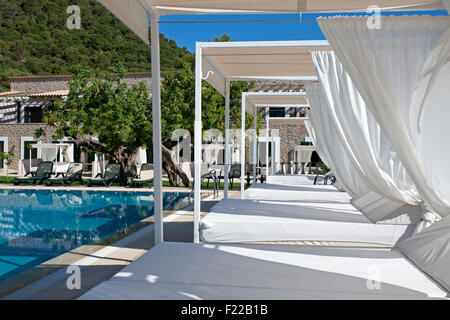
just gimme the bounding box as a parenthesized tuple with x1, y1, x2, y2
(199, 41, 330, 95)
(100, 0, 151, 44)
(244, 92, 308, 115)
(148, 0, 445, 14)
(100, 0, 445, 45)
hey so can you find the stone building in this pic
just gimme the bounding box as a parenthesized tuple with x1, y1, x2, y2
(0, 73, 312, 175)
(267, 118, 309, 162)
(0, 73, 151, 174)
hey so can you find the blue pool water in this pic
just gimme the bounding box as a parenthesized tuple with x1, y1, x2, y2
(0, 189, 190, 282)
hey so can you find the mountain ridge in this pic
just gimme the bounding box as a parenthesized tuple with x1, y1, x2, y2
(0, 0, 192, 92)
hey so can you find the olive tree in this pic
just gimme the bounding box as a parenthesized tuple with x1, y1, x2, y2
(37, 64, 154, 185)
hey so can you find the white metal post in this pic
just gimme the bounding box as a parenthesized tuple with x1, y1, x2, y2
(150, 13, 163, 244)
(266, 107, 269, 182)
(271, 134, 275, 175)
(224, 80, 230, 199)
(193, 43, 203, 243)
(241, 93, 246, 199)
(253, 107, 257, 184)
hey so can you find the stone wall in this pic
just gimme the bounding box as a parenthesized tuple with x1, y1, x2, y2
(10, 73, 152, 93)
(0, 124, 55, 171)
(9, 75, 304, 96)
(265, 119, 308, 163)
(253, 80, 306, 92)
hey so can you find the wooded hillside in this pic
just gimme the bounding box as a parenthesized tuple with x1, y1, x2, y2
(0, 0, 193, 92)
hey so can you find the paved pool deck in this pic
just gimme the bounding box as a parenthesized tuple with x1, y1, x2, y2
(1, 186, 241, 300)
(0, 184, 193, 193)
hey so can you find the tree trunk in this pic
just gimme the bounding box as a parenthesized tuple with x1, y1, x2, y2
(114, 149, 139, 186)
(79, 147, 88, 168)
(162, 145, 190, 187)
(147, 143, 191, 187)
(74, 137, 190, 187)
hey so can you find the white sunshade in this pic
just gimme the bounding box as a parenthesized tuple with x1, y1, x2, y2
(200, 41, 331, 95)
(149, 0, 445, 14)
(30, 143, 71, 149)
(100, 0, 151, 44)
(99, 0, 445, 45)
(244, 92, 309, 115)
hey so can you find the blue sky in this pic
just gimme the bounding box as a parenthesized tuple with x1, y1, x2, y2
(159, 10, 448, 52)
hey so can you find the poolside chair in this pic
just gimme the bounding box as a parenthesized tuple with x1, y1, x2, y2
(314, 173, 335, 185)
(229, 164, 241, 189)
(46, 162, 84, 186)
(130, 163, 154, 187)
(190, 163, 219, 198)
(87, 163, 121, 187)
(313, 165, 335, 185)
(12, 161, 53, 186)
(324, 174, 336, 185)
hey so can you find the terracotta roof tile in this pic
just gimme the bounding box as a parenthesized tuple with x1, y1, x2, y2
(28, 90, 70, 97)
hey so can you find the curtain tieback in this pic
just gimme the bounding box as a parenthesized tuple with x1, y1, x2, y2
(414, 205, 441, 235)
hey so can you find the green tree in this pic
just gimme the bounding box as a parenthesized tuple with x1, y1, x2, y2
(213, 34, 232, 42)
(161, 34, 261, 143)
(36, 64, 191, 186)
(0, 0, 193, 92)
(0, 148, 14, 177)
(158, 34, 262, 185)
(36, 64, 152, 185)
(160, 61, 262, 171)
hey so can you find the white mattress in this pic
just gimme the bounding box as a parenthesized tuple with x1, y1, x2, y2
(200, 199, 414, 246)
(79, 242, 447, 300)
(245, 183, 351, 202)
(267, 174, 321, 186)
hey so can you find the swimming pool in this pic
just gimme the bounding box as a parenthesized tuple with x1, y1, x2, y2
(0, 189, 190, 283)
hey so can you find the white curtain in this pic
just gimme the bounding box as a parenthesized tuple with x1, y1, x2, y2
(444, 0, 450, 13)
(304, 120, 316, 146)
(399, 214, 450, 292)
(318, 15, 450, 218)
(305, 83, 369, 198)
(67, 145, 75, 162)
(41, 147, 57, 162)
(306, 108, 330, 171)
(312, 50, 421, 206)
(135, 147, 147, 170)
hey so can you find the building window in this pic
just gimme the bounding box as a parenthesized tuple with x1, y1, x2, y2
(267, 106, 309, 118)
(24, 107, 44, 123)
(269, 107, 285, 118)
(23, 141, 38, 160)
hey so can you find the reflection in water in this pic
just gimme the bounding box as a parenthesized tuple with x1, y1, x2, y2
(0, 190, 189, 282)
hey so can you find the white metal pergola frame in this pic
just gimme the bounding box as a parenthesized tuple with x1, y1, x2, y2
(240, 91, 309, 199)
(97, 0, 448, 246)
(99, 0, 327, 246)
(193, 40, 330, 243)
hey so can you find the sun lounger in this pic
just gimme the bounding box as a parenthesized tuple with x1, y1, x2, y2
(79, 241, 448, 300)
(266, 174, 318, 186)
(46, 162, 84, 186)
(200, 199, 414, 246)
(87, 163, 121, 187)
(130, 163, 154, 187)
(245, 183, 352, 202)
(12, 161, 53, 186)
